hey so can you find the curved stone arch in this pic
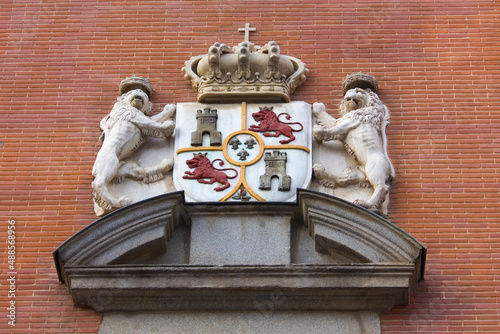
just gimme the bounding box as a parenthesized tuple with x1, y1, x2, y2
(53, 190, 426, 312)
(54, 192, 187, 281)
(298, 191, 425, 266)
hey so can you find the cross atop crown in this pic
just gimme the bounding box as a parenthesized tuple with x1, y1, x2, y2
(182, 23, 309, 102)
(238, 23, 256, 43)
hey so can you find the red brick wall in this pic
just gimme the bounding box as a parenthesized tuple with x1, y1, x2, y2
(1, 0, 499, 332)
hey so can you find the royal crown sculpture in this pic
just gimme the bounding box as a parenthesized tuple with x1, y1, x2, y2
(182, 40, 309, 102)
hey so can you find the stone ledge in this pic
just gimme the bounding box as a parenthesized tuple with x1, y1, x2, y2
(54, 190, 426, 313)
(67, 264, 416, 312)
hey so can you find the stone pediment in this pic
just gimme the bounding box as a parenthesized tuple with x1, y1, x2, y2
(53, 189, 425, 313)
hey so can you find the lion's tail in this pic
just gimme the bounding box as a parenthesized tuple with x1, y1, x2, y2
(211, 159, 239, 179)
(278, 113, 303, 132)
(381, 106, 396, 180)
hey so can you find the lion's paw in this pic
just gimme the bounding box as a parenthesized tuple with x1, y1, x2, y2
(162, 120, 175, 137)
(353, 199, 384, 216)
(318, 180, 336, 189)
(353, 199, 369, 208)
(114, 176, 125, 184)
(313, 125, 327, 142)
(162, 103, 176, 115)
(117, 196, 133, 207)
(338, 168, 366, 185)
(312, 102, 326, 118)
(353, 199, 376, 210)
(313, 164, 336, 189)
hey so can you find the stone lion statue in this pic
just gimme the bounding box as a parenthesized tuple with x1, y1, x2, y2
(92, 77, 176, 212)
(312, 75, 395, 216)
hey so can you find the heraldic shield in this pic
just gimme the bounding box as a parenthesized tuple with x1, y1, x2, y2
(174, 102, 312, 202)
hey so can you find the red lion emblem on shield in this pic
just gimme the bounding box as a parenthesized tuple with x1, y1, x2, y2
(249, 106, 303, 144)
(183, 153, 238, 191)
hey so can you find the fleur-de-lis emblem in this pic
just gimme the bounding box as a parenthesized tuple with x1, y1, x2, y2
(229, 137, 241, 150)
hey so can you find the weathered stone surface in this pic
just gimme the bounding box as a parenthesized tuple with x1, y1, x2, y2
(99, 311, 381, 334)
(53, 193, 186, 279)
(53, 190, 426, 313)
(298, 191, 424, 264)
(65, 264, 421, 312)
(91, 76, 177, 216)
(190, 213, 291, 265)
(311, 72, 395, 217)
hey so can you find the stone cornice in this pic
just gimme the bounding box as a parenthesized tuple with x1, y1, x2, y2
(53, 190, 426, 313)
(65, 264, 418, 312)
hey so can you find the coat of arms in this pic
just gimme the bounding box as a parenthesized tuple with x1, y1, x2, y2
(174, 102, 311, 202)
(90, 25, 394, 217)
(174, 28, 311, 202)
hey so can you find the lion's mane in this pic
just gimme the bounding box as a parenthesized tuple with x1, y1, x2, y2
(338, 90, 386, 131)
(99, 91, 154, 141)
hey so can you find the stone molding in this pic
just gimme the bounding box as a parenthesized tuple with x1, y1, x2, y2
(66, 264, 419, 312)
(299, 191, 424, 264)
(53, 190, 426, 313)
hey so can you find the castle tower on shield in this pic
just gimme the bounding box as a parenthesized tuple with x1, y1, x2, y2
(259, 151, 291, 191)
(191, 108, 222, 146)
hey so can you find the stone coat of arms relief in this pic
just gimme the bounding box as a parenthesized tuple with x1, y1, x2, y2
(91, 32, 394, 217)
(56, 27, 426, 330)
(174, 101, 312, 202)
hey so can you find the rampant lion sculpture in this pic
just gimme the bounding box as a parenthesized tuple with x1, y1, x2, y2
(249, 106, 303, 144)
(92, 81, 176, 212)
(182, 153, 238, 191)
(313, 85, 395, 216)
